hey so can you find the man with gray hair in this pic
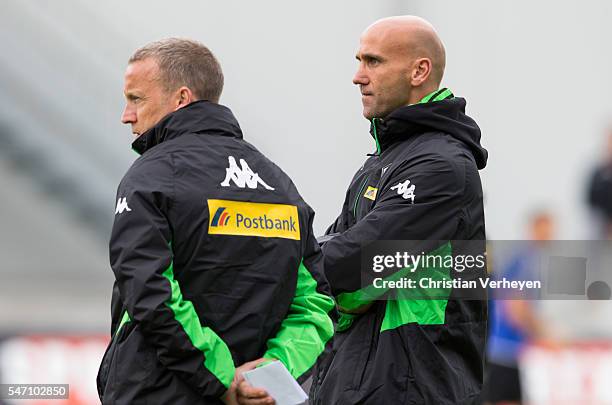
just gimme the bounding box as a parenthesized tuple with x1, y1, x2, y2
(96, 38, 335, 404)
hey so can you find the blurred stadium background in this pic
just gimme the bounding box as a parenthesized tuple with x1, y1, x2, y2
(1, 0, 611, 403)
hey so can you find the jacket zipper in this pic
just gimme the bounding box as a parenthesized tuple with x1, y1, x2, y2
(371, 118, 381, 155)
(353, 119, 379, 219)
(352, 175, 370, 219)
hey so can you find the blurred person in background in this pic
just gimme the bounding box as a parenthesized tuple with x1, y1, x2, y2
(95, 38, 335, 405)
(305, 16, 488, 404)
(587, 127, 612, 239)
(482, 210, 556, 405)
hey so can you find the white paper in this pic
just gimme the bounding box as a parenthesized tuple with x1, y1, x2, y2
(242, 361, 308, 405)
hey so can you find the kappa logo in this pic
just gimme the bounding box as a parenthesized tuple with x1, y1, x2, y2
(390, 180, 416, 203)
(210, 207, 231, 227)
(220, 156, 274, 190)
(115, 197, 131, 214)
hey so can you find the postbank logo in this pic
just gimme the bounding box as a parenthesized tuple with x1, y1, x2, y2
(210, 207, 231, 227)
(363, 186, 378, 201)
(208, 199, 300, 240)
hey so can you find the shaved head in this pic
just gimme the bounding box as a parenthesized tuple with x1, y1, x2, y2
(353, 15, 447, 119)
(366, 16, 446, 85)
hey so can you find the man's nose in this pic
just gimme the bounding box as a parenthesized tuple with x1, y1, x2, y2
(121, 104, 136, 124)
(353, 65, 369, 86)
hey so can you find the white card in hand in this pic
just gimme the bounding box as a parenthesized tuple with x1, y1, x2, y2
(242, 361, 308, 405)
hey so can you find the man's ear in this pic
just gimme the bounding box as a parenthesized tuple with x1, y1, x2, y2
(175, 86, 195, 110)
(410, 58, 432, 87)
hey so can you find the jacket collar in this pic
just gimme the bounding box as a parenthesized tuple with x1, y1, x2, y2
(131, 100, 243, 155)
(369, 88, 454, 154)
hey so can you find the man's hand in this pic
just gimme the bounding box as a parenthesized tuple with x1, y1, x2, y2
(222, 359, 269, 405)
(221, 386, 239, 405)
(234, 358, 276, 405)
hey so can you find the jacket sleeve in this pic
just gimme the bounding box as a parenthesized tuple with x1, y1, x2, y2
(323, 153, 463, 301)
(263, 210, 335, 382)
(110, 158, 234, 399)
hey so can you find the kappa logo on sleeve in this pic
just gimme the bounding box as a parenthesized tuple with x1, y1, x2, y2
(208, 199, 300, 240)
(220, 156, 275, 190)
(390, 180, 416, 203)
(115, 197, 131, 214)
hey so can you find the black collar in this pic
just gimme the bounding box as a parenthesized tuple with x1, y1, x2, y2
(369, 97, 462, 153)
(131, 101, 243, 155)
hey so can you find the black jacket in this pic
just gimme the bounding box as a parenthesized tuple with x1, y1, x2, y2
(96, 101, 335, 404)
(588, 162, 612, 221)
(310, 92, 488, 404)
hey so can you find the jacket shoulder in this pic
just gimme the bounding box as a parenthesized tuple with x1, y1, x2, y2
(408, 132, 468, 159)
(120, 146, 174, 197)
(380, 133, 470, 193)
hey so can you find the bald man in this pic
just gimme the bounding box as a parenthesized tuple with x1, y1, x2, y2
(308, 16, 489, 404)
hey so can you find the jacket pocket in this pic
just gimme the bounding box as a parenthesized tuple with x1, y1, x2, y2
(350, 311, 379, 391)
(311, 309, 382, 405)
(99, 321, 159, 404)
(395, 326, 415, 381)
(112, 323, 157, 390)
(96, 340, 114, 400)
(96, 322, 129, 402)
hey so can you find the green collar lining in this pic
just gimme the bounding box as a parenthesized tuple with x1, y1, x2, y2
(419, 87, 454, 103)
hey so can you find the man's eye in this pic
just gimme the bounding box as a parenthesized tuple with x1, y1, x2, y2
(368, 59, 380, 67)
